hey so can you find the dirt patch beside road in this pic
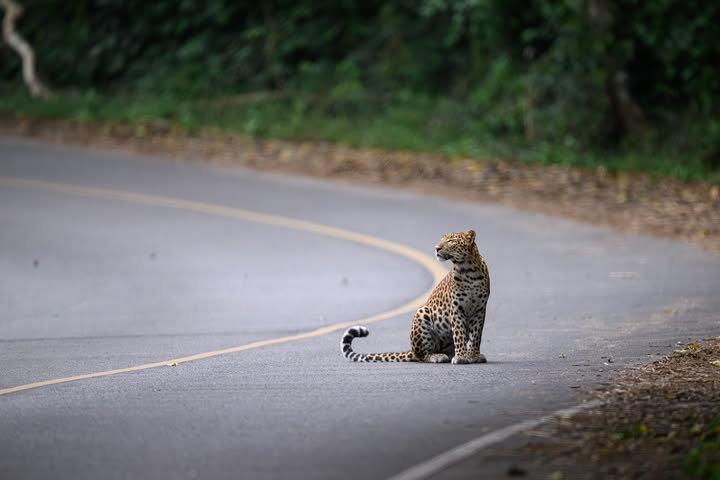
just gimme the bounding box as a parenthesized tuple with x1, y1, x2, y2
(1, 117, 718, 254)
(507, 337, 720, 479)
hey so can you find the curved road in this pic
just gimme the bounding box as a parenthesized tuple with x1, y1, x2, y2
(1, 136, 718, 479)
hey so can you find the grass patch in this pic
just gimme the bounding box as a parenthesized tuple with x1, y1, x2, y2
(1, 85, 717, 183)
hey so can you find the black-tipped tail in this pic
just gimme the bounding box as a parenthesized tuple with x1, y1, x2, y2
(341, 326, 370, 362)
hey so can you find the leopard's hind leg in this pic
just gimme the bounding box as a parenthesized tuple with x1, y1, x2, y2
(410, 308, 450, 363)
(424, 353, 451, 363)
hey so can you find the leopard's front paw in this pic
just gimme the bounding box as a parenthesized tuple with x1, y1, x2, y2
(451, 355, 472, 364)
(470, 353, 487, 364)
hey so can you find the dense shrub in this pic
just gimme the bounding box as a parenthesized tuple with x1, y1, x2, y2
(1, 0, 718, 162)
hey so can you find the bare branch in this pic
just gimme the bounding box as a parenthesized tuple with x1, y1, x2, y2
(1, 0, 50, 98)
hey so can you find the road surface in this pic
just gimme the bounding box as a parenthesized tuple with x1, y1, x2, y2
(1, 136, 718, 479)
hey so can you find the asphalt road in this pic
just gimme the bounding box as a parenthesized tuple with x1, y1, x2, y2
(1, 136, 718, 480)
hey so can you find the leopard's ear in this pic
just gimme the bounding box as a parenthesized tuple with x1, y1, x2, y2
(466, 230, 476, 243)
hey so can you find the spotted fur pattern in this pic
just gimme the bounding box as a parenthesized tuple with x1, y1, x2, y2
(341, 230, 490, 364)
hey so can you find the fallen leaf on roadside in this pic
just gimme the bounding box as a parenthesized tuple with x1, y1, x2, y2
(559, 353, 567, 359)
(167, 362, 178, 367)
(710, 359, 720, 367)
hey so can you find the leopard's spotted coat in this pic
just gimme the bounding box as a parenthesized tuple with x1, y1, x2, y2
(341, 230, 490, 364)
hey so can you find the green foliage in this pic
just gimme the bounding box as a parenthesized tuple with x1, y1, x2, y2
(683, 418, 720, 479)
(1, 0, 718, 177)
(3, 84, 718, 182)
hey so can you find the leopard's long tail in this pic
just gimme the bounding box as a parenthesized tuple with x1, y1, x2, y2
(341, 326, 417, 362)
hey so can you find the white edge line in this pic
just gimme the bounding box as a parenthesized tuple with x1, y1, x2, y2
(386, 399, 604, 480)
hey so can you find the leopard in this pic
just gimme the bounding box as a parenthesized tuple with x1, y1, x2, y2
(341, 229, 490, 364)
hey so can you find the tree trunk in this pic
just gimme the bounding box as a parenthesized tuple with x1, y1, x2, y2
(1, 0, 50, 98)
(606, 67, 646, 138)
(583, 0, 646, 139)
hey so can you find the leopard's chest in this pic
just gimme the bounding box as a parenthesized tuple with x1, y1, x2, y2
(432, 281, 486, 320)
(455, 284, 487, 319)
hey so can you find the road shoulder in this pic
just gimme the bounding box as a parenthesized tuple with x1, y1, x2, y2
(438, 337, 720, 480)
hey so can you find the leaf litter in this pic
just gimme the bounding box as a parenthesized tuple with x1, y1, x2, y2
(515, 337, 720, 479)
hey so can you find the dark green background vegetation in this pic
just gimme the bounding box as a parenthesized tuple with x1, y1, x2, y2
(2, 0, 719, 180)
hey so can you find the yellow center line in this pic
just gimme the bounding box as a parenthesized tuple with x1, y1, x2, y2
(0, 176, 447, 396)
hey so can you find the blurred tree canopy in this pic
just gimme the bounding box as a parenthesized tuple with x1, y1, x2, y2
(1, 0, 719, 159)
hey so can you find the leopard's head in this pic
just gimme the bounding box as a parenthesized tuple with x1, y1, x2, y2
(434, 230, 476, 263)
